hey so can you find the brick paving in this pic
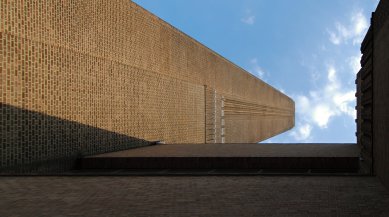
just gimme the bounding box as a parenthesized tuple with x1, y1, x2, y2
(0, 176, 388, 217)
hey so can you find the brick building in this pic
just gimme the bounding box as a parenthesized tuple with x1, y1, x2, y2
(0, 1, 294, 172)
(356, 0, 389, 189)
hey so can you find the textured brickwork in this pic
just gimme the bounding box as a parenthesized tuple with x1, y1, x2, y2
(0, 0, 294, 172)
(205, 87, 224, 143)
(357, 26, 373, 174)
(224, 96, 294, 143)
(372, 0, 389, 190)
(0, 176, 389, 216)
(358, 0, 389, 189)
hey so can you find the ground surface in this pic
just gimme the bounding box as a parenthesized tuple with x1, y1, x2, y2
(87, 143, 359, 158)
(1, 176, 388, 217)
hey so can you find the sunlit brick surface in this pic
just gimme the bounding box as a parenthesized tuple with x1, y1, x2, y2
(0, 1, 294, 171)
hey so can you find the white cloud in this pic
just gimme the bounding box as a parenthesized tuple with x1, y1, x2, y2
(290, 123, 312, 141)
(241, 15, 255, 25)
(270, 8, 369, 143)
(348, 55, 361, 74)
(294, 65, 356, 129)
(241, 9, 255, 25)
(312, 104, 334, 128)
(352, 12, 369, 38)
(328, 11, 368, 45)
(329, 31, 341, 45)
(249, 58, 265, 78)
(333, 91, 356, 117)
(296, 95, 310, 114)
(329, 22, 349, 45)
(327, 66, 337, 83)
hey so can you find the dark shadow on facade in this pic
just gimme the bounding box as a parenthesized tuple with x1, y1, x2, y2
(356, 0, 389, 189)
(0, 103, 153, 174)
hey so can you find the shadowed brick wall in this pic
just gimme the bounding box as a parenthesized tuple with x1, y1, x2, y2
(0, 0, 294, 172)
(358, 0, 389, 188)
(371, 0, 389, 189)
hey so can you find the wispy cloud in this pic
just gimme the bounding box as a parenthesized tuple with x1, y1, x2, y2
(348, 54, 362, 74)
(328, 11, 368, 45)
(293, 65, 355, 131)
(249, 58, 266, 79)
(284, 8, 367, 142)
(241, 9, 255, 25)
(290, 123, 312, 141)
(241, 15, 255, 25)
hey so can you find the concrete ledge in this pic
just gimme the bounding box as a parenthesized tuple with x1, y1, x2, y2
(81, 157, 358, 171)
(80, 143, 359, 172)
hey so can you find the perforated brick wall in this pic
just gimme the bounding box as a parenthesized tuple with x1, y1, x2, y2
(1, 0, 294, 172)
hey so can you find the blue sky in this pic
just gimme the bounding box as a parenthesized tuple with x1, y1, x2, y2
(133, 0, 379, 143)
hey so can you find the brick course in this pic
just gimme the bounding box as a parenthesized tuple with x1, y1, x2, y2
(0, 176, 388, 216)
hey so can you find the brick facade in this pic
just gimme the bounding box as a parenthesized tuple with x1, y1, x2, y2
(0, 1, 294, 172)
(358, 0, 389, 188)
